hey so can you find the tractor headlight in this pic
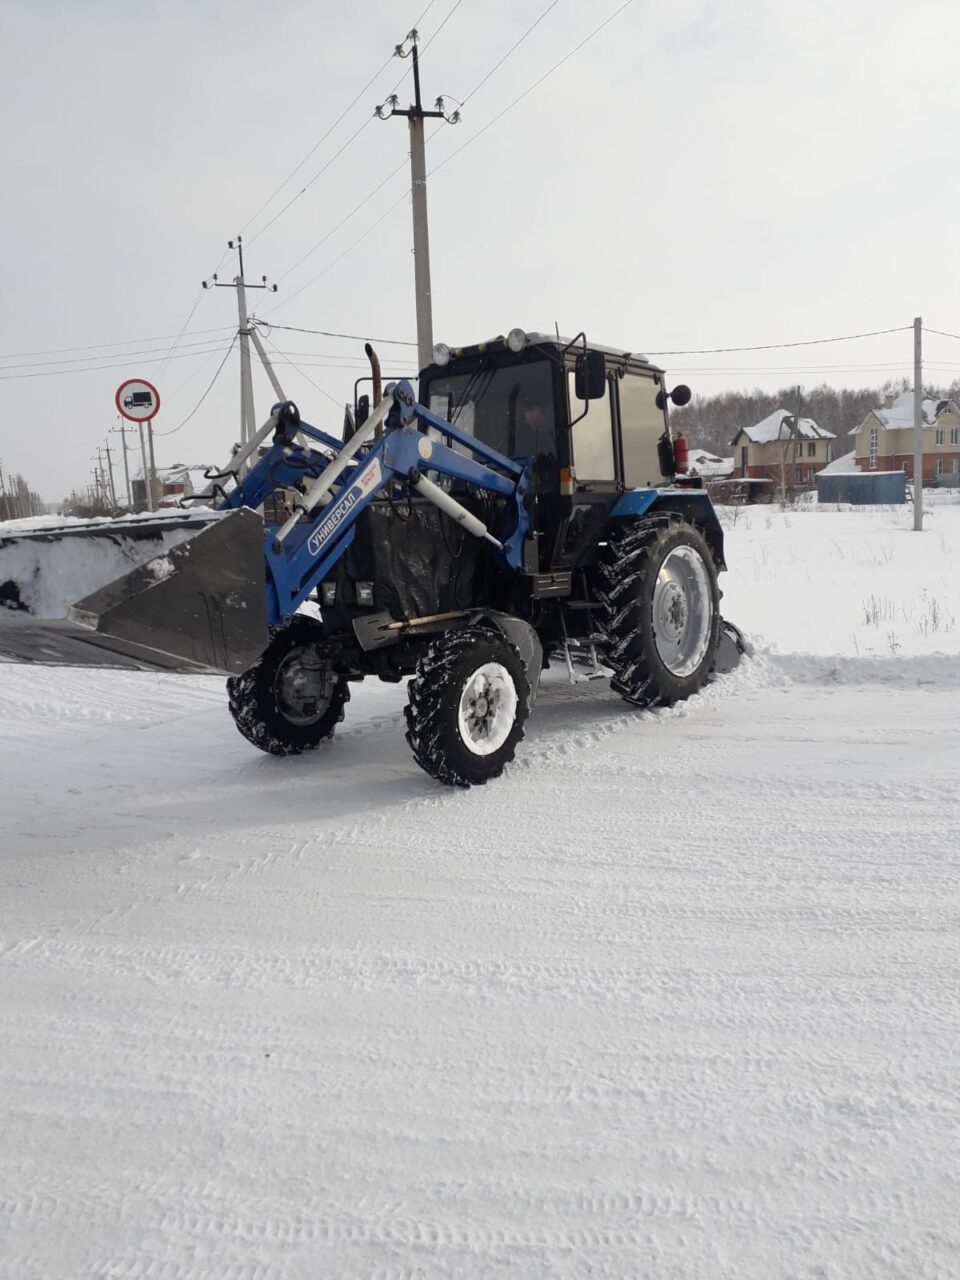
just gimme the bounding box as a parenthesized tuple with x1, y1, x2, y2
(321, 582, 337, 606)
(356, 582, 375, 607)
(432, 342, 451, 366)
(506, 328, 527, 353)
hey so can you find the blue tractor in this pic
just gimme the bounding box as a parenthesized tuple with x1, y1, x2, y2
(0, 329, 743, 787)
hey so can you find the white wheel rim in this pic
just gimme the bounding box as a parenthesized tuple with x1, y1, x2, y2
(652, 546, 713, 677)
(457, 661, 518, 756)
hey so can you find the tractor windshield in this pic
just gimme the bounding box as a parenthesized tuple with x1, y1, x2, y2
(424, 359, 559, 485)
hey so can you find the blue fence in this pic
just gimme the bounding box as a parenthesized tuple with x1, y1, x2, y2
(817, 471, 906, 505)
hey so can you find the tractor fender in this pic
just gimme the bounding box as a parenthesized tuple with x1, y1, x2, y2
(610, 489, 727, 572)
(468, 609, 543, 708)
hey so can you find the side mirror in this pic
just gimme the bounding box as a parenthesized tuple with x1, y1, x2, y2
(356, 393, 370, 428)
(656, 384, 693, 410)
(574, 350, 606, 401)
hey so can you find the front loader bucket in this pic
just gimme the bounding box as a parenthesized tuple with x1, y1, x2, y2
(714, 617, 749, 674)
(0, 509, 269, 675)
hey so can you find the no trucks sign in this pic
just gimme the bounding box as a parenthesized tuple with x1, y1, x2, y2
(115, 378, 160, 423)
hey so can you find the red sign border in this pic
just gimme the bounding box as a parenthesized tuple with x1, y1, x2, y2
(115, 377, 161, 423)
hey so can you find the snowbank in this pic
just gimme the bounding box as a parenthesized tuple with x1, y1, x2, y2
(0, 511, 221, 618)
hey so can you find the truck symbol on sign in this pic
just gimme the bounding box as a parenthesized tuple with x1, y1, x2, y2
(123, 390, 154, 410)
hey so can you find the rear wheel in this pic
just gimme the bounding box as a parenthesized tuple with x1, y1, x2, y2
(226, 618, 349, 756)
(597, 514, 720, 708)
(405, 625, 530, 787)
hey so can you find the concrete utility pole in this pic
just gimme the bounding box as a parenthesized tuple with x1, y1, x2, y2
(913, 316, 923, 532)
(98, 445, 117, 509)
(103, 442, 118, 508)
(376, 30, 460, 373)
(112, 419, 133, 508)
(137, 423, 150, 510)
(204, 236, 277, 470)
(147, 421, 159, 506)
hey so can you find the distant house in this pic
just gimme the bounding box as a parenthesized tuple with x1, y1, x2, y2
(687, 449, 734, 479)
(155, 463, 215, 505)
(729, 409, 835, 489)
(848, 391, 960, 482)
(131, 463, 214, 510)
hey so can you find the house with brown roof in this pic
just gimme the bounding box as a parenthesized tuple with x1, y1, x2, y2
(848, 391, 960, 483)
(729, 409, 835, 490)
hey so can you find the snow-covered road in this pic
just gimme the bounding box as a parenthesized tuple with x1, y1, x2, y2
(2, 503, 959, 1278)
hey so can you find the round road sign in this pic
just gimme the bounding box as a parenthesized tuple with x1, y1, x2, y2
(115, 378, 160, 423)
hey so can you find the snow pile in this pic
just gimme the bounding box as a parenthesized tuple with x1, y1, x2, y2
(0, 512, 219, 617)
(818, 448, 860, 475)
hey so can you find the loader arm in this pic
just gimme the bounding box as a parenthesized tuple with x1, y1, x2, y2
(256, 380, 533, 626)
(0, 383, 531, 675)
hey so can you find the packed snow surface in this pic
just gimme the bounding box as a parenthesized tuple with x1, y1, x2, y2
(1, 497, 959, 1278)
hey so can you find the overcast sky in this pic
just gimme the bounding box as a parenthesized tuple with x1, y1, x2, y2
(2, 0, 960, 502)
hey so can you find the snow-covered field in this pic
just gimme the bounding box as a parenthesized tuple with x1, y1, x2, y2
(2, 498, 959, 1279)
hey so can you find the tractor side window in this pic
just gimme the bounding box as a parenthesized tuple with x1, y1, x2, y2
(567, 372, 615, 482)
(618, 374, 666, 489)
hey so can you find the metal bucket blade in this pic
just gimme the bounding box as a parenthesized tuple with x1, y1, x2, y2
(714, 617, 749, 675)
(0, 509, 269, 674)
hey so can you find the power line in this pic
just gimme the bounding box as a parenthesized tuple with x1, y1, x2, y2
(164, 334, 241, 401)
(265, 189, 410, 314)
(0, 325, 235, 362)
(644, 326, 913, 356)
(262, 322, 416, 347)
(0, 343, 240, 382)
(156, 288, 209, 380)
(0, 334, 236, 373)
(419, 0, 466, 54)
(239, 57, 395, 242)
(234, 4, 459, 255)
(237, 0, 444, 242)
(455, 0, 561, 109)
(413, 0, 440, 25)
(244, 115, 377, 249)
(259, 332, 342, 407)
(154, 336, 238, 437)
(272, 161, 410, 286)
(420, 0, 562, 154)
(262, 1, 469, 297)
(265, 356, 382, 373)
(265, 2, 634, 315)
(671, 364, 922, 376)
(924, 326, 960, 342)
(429, 0, 635, 178)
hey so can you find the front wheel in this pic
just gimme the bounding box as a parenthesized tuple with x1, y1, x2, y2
(226, 618, 350, 756)
(404, 625, 530, 787)
(598, 514, 720, 708)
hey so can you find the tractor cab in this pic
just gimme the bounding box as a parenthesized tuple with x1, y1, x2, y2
(418, 329, 683, 573)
